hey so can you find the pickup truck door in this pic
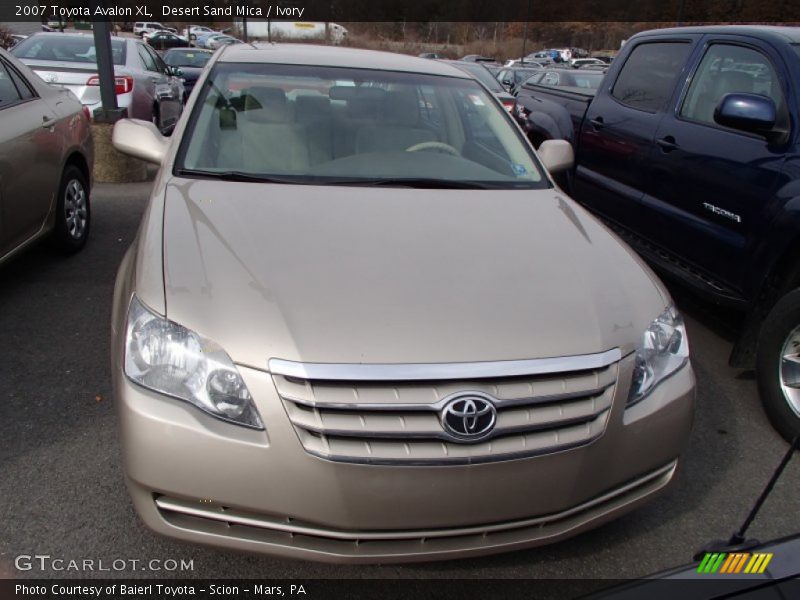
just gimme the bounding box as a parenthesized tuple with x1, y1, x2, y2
(643, 36, 790, 292)
(573, 39, 696, 228)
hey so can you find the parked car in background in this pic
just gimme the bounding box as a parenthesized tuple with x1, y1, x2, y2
(513, 69, 605, 147)
(182, 25, 217, 43)
(12, 33, 184, 134)
(570, 58, 607, 69)
(162, 48, 212, 100)
(524, 25, 800, 442)
(505, 58, 549, 68)
(134, 22, 166, 37)
(523, 69, 605, 90)
(147, 31, 190, 51)
(195, 32, 231, 49)
(110, 43, 694, 564)
(418, 52, 443, 59)
(577, 64, 609, 72)
(206, 35, 242, 50)
(445, 60, 516, 112)
(496, 66, 543, 94)
(482, 63, 501, 77)
(0, 48, 93, 264)
(460, 54, 496, 63)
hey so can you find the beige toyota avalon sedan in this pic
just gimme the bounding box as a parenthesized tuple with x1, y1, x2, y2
(110, 44, 695, 563)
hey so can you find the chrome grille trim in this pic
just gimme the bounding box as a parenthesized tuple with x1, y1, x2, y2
(277, 380, 616, 412)
(273, 350, 622, 464)
(268, 348, 622, 381)
(154, 461, 676, 542)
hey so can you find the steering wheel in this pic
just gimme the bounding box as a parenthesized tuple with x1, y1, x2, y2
(405, 141, 460, 156)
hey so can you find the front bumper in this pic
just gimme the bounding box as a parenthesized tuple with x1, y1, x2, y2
(114, 347, 695, 563)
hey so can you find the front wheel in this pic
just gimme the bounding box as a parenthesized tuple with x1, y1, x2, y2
(51, 165, 90, 253)
(756, 288, 800, 442)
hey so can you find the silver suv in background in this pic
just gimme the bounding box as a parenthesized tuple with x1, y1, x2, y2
(133, 22, 166, 37)
(12, 33, 184, 134)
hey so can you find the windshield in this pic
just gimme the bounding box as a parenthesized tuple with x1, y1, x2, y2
(164, 49, 211, 68)
(12, 35, 126, 66)
(451, 62, 504, 93)
(176, 63, 547, 189)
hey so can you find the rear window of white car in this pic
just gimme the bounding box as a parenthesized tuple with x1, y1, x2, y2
(12, 36, 126, 66)
(176, 63, 547, 189)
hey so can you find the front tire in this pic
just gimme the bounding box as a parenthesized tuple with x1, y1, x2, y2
(756, 288, 800, 442)
(51, 165, 90, 253)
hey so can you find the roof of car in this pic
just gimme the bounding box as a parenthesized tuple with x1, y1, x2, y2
(218, 43, 471, 78)
(633, 24, 800, 43)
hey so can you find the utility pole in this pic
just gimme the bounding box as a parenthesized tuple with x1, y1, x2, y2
(521, 0, 531, 64)
(90, 2, 125, 123)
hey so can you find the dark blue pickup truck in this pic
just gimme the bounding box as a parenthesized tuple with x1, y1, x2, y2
(515, 26, 800, 442)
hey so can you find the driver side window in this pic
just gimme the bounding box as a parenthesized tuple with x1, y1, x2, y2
(680, 43, 785, 128)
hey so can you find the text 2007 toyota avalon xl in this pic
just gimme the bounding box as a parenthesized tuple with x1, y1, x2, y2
(110, 44, 695, 563)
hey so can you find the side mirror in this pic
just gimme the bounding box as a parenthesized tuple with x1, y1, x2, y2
(167, 66, 183, 77)
(112, 118, 168, 165)
(714, 93, 776, 135)
(538, 139, 574, 174)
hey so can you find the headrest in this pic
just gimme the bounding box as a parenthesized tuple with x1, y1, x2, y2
(715, 70, 755, 96)
(243, 86, 289, 122)
(295, 95, 331, 122)
(384, 90, 420, 126)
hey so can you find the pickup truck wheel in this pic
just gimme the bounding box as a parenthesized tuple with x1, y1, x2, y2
(756, 288, 800, 442)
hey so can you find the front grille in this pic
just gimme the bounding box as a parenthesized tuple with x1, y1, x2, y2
(271, 351, 621, 465)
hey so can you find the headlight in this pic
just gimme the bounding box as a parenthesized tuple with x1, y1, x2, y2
(628, 306, 689, 406)
(124, 296, 263, 429)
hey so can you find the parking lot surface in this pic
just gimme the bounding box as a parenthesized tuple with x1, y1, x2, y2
(0, 180, 797, 580)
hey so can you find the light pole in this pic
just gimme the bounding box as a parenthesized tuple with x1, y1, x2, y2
(520, 0, 531, 64)
(90, 1, 125, 123)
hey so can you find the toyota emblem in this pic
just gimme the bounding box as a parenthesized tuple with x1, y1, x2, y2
(440, 393, 497, 441)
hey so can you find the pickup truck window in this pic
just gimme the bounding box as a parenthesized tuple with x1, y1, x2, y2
(681, 44, 785, 126)
(611, 42, 691, 112)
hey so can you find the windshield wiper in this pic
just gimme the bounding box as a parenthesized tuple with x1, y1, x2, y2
(324, 178, 495, 189)
(175, 169, 304, 185)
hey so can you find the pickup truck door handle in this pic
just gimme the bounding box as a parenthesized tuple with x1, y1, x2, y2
(589, 117, 605, 130)
(657, 136, 679, 152)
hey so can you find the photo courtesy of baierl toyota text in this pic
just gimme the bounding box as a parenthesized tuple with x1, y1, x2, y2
(1, 0, 799, 599)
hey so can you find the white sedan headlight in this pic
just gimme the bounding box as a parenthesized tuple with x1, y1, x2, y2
(124, 296, 263, 429)
(628, 306, 689, 406)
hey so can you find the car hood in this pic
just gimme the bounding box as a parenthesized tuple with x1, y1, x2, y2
(158, 178, 668, 369)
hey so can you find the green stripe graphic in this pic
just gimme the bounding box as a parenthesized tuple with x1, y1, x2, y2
(710, 553, 727, 573)
(697, 554, 713, 573)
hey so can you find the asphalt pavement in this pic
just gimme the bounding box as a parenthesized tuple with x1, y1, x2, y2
(0, 179, 797, 581)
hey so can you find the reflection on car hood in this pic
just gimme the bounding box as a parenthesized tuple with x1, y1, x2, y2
(159, 178, 667, 368)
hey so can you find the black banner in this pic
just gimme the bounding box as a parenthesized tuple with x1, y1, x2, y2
(4, 0, 800, 23)
(2, 579, 800, 600)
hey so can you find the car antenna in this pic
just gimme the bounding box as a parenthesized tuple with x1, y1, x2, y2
(693, 435, 799, 560)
